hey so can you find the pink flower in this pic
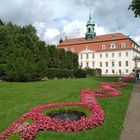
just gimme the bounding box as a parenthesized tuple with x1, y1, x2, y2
(0, 82, 126, 140)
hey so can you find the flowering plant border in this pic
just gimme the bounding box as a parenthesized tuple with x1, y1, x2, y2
(0, 82, 126, 140)
(121, 76, 134, 82)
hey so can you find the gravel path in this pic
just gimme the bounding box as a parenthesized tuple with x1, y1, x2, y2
(120, 81, 140, 140)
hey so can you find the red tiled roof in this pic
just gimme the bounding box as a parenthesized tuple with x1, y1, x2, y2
(59, 33, 128, 46)
(58, 33, 135, 53)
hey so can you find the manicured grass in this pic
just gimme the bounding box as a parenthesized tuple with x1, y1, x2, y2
(0, 77, 133, 140)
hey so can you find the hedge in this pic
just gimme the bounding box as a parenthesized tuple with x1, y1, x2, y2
(45, 68, 102, 79)
(45, 68, 74, 79)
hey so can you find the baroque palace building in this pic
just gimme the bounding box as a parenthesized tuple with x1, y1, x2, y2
(58, 14, 140, 76)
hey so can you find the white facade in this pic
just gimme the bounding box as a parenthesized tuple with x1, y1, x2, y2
(79, 48, 140, 76)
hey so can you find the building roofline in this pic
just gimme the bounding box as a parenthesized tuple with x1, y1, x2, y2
(128, 37, 140, 47)
(58, 38, 129, 47)
(58, 33, 129, 47)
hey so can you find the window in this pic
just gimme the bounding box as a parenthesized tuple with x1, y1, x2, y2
(119, 70, 121, 74)
(80, 54, 83, 59)
(119, 52, 121, 57)
(80, 62, 83, 68)
(105, 69, 108, 73)
(106, 53, 108, 58)
(92, 62, 94, 67)
(86, 62, 89, 67)
(106, 62, 108, 67)
(110, 43, 116, 49)
(125, 52, 128, 57)
(65, 48, 68, 51)
(88, 28, 91, 32)
(102, 45, 106, 50)
(71, 48, 75, 52)
(100, 62, 102, 67)
(100, 53, 102, 58)
(126, 69, 129, 73)
(119, 61, 121, 67)
(135, 45, 137, 49)
(112, 35, 115, 39)
(112, 69, 115, 73)
(125, 61, 128, 66)
(86, 54, 89, 59)
(112, 53, 115, 58)
(132, 43, 135, 48)
(92, 53, 94, 58)
(112, 61, 115, 67)
(120, 43, 126, 48)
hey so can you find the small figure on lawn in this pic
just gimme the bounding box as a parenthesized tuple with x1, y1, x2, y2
(136, 72, 139, 80)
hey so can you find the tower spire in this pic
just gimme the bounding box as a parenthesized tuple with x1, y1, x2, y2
(89, 8, 92, 20)
(85, 9, 96, 40)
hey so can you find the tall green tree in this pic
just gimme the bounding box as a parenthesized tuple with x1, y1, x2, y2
(129, 0, 140, 17)
(0, 22, 47, 81)
(0, 19, 4, 25)
(0, 20, 79, 81)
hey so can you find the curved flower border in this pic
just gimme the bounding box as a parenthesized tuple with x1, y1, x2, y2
(0, 82, 126, 140)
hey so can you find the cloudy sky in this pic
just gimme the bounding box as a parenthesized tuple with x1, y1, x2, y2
(0, 0, 140, 45)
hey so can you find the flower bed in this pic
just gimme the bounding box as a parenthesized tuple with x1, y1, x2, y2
(96, 82, 126, 97)
(0, 82, 126, 140)
(121, 76, 134, 82)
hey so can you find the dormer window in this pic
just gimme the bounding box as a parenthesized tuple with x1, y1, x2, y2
(112, 35, 115, 39)
(102, 44, 106, 50)
(110, 43, 116, 49)
(132, 43, 135, 48)
(120, 43, 126, 48)
(135, 45, 137, 50)
(64, 48, 68, 51)
(71, 48, 75, 52)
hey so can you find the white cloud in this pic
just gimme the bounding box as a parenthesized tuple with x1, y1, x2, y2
(133, 35, 140, 45)
(95, 25, 107, 35)
(63, 20, 86, 38)
(44, 29, 60, 39)
(0, 0, 139, 45)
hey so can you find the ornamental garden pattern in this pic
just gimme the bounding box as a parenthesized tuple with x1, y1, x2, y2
(0, 82, 126, 140)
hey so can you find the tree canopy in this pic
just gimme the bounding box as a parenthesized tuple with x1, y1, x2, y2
(0, 19, 79, 81)
(129, 0, 140, 17)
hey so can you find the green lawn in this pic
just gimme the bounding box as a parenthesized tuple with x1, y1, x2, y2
(0, 77, 133, 140)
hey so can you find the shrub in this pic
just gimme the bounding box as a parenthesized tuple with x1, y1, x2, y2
(95, 68, 102, 77)
(0, 64, 6, 80)
(74, 69, 86, 78)
(45, 68, 74, 79)
(84, 68, 102, 77)
(85, 68, 95, 77)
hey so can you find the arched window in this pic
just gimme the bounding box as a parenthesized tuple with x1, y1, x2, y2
(132, 43, 135, 48)
(120, 43, 126, 48)
(64, 48, 68, 51)
(110, 43, 116, 49)
(102, 44, 106, 50)
(71, 48, 75, 52)
(88, 28, 91, 32)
